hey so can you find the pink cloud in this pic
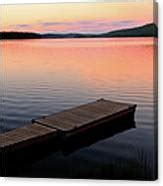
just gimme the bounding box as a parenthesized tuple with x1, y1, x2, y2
(6, 19, 150, 33)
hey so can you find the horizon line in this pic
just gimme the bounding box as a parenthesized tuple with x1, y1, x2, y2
(0, 22, 156, 35)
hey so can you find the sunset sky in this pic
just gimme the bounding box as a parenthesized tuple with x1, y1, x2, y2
(1, 2, 154, 33)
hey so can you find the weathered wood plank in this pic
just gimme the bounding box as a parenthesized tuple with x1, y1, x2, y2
(35, 111, 91, 131)
(34, 99, 135, 131)
(0, 123, 57, 153)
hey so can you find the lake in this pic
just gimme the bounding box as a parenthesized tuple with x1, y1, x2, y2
(0, 38, 157, 179)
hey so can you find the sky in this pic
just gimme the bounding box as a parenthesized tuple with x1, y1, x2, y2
(1, 2, 154, 33)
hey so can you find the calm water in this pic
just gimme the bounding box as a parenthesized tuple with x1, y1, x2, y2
(0, 38, 157, 179)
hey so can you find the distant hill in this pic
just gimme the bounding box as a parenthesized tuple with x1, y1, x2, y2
(0, 23, 157, 40)
(101, 23, 158, 37)
(42, 33, 86, 38)
(0, 32, 42, 39)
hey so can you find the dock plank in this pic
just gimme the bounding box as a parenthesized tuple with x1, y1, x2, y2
(35, 111, 92, 131)
(34, 99, 135, 130)
(0, 123, 57, 152)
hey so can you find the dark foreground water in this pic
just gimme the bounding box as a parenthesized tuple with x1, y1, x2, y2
(0, 38, 157, 179)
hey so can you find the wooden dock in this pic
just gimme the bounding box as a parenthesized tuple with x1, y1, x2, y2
(0, 99, 136, 176)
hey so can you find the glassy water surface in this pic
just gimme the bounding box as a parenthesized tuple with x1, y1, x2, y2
(0, 38, 157, 179)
